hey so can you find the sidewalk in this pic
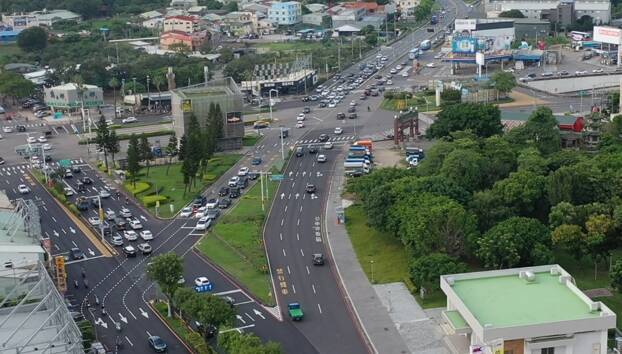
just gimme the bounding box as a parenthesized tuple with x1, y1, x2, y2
(324, 146, 410, 354)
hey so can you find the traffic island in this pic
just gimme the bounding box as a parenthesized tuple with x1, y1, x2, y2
(152, 301, 214, 354)
(196, 177, 279, 306)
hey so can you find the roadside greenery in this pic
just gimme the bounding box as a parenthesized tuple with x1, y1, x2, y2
(347, 106, 622, 311)
(154, 302, 214, 354)
(197, 178, 278, 305)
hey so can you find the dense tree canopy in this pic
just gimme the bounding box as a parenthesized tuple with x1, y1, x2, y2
(426, 103, 503, 139)
(17, 26, 47, 52)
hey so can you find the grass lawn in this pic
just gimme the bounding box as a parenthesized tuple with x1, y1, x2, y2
(124, 154, 241, 218)
(380, 95, 439, 112)
(257, 41, 326, 52)
(153, 302, 213, 354)
(196, 178, 279, 306)
(242, 135, 261, 146)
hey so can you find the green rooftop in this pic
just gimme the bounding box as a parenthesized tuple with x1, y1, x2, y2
(452, 271, 601, 328)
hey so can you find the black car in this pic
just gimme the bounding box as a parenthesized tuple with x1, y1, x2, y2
(336, 112, 345, 120)
(81, 177, 93, 184)
(527, 73, 537, 79)
(71, 166, 81, 173)
(44, 155, 52, 162)
(114, 217, 127, 230)
(251, 157, 262, 165)
(76, 197, 89, 211)
(308, 146, 318, 154)
(312, 253, 325, 265)
(237, 177, 248, 189)
(318, 134, 329, 142)
(229, 188, 240, 199)
(218, 198, 231, 209)
(347, 106, 356, 113)
(305, 183, 316, 193)
(303, 106, 311, 114)
(348, 113, 358, 119)
(248, 172, 259, 180)
(17, 125, 26, 132)
(295, 147, 304, 157)
(70, 247, 85, 260)
(218, 187, 229, 197)
(0, 157, 4, 165)
(319, 102, 327, 108)
(192, 196, 206, 208)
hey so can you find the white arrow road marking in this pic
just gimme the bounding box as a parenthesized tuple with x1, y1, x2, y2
(139, 308, 149, 318)
(280, 193, 285, 200)
(72, 241, 78, 247)
(302, 171, 306, 177)
(96, 318, 108, 329)
(51, 216, 56, 223)
(245, 313, 255, 322)
(139, 215, 147, 221)
(253, 309, 265, 320)
(119, 313, 128, 323)
(54, 244, 60, 251)
(289, 171, 293, 177)
(70, 227, 76, 234)
(53, 230, 59, 237)
(219, 324, 255, 334)
(88, 248, 95, 256)
(236, 314, 246, 324)
(295, 193, 300, 199)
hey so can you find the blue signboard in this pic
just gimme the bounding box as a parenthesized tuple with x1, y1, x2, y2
(452, 37, 478, 54)
(194, 282, 214, 293)
(270, 174, 284, 181)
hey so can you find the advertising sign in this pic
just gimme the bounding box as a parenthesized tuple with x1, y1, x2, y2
(475, 52, 485, 66)
(594, 26, 622, 45)
(452, 37, 478, 54)
(455, 19, 477, 31)
(181, 99, 192, 113)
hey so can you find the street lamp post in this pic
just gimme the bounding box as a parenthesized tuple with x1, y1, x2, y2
(279, 127, 285, 161)
(132, 77, 137, 113)
(268, 89, 279, 122)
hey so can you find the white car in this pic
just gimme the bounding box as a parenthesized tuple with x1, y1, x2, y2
(88, 216, 100, 226)
(317, 154, 327, 163)
(426, 62, 436, 68)
(205, 198, 219, 209)
(387, 80, 393, 85)
(396, 65, 403, 70)
(194, 206, 208, 219)
(575, 70, 587, 75)
(99, 189, 111, 198)
(401, 71, 409, 77)
(180, 207, 193, 217)
(328, 102, 336, 108)
(334, 127, 343, 135)
(195, 217, 211, 231)
(228, 176, 240, 187)
(349, 101, 356, 107)
(128, 219, 143, 230)
(237, 167, 249, 176)
(324, 142, 334, 150)
(110, 234, 124, 246)
(2, 127, 12, 133)
(119, 207, 132, 218)
(593, 68, 604, 73)
(42, 143, 52, 151)
(26, 136, 37, 144)
(194, 277, 211, 287)
(296, 113, 305, 121)
(140, 230, 154, 241)
(37, 136, 47, 143)
(64, 187, 74, 196)
(18, 184, 30, 194)
(123, 230, 138, 241)
(296, 121, 305, 128)
(503, 68, 514, 73)
(122, 117, 138, 124)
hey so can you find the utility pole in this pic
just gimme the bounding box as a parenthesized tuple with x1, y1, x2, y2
(146, 75, 151, 111)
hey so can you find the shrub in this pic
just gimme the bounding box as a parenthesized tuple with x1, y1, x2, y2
(124, 181, 150, 195)
(142, 195, 168, 207)
(203, 174, 217, 182)
(68, 204, 80, 216)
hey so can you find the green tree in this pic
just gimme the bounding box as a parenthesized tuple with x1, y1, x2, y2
(498, 9, 525, 18)
(507, 107, 560, 155)
(146, 253, 184, 317)
(126, 134, 141, 187)
(427, 103, 503, 139)
(219, 48, 234, 63)
(469, 190, 516, 232)
(409, 253, 468, 290)
(491, 170, 548, 218)
(516, 147, 548, 175)
(610, 259, 622, 292)
(95, 115, 110, 171)
(196, 294, 236, 329)
(477, 217, 552, 269)
(481, 135, 517, 187)
(178, 135, 187, 161)
(547, 163, 610, 206)
(77, 320, 95, 349)
(165, 133, 178, 175)
(108, 77, 120, 120)
(225, 1, 238, 11)
(17, 26, 47, 52)
(0, 72, 36, 103)
(169, 42, 191, 54)
(551, 224, 585, 259)
(439, 149, 486, 192)
(220, 332, 282, 354)
(105, 130, 120, 169)
(585, 214, 614, 279)
(151, 72, 165, 107)
(440, 88, 461, 106)
(139, 134, 153, 176)
(490, 71, 516, 100)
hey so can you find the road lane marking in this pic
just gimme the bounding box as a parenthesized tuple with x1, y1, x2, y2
(297, 219, 300, 226)
(296, 233, 299, 241)
(284, 205, 287, 213)
(125, 336, 134, 347)
(292, 284, 296, 294)
(287, 265, 291, 274)
(312, 284, 317, 294)
(146, 330, 152, 338)
(219, 324, 255, 334)
(281, 218, 284, 226)
(300, 206, 303, 212)
(279, 233, 283, 241)
(127, 310, 137, 320)
(318, 304, 323, 314)
(244, 313, 255, 322)
(306, 266, 310, 275)
(51, 216, 56, 222)
(300, 249, 305, 257)
(213, 289, 243, 296)
(282, 249, 286, 257)
(234, 300, 254, 306)
(72, 241, 77, 247)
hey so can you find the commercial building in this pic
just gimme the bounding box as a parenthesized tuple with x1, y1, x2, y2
(163, 15, 200, 33)
(454, 18, 515, 46)
(31, 9, 81, 26)
(44, 83, 104, 109)
(513, 18, 550, 40)
(170, 0, 198, 10)
(441, 265, 616, 354)
(486, 0, 610, 26)
(0, 29, 21, 44)
(171, 78, 245, 150)
(268, 1, 302, 25)
(160, 30, 209, 51)
(1, 14, 39, 30)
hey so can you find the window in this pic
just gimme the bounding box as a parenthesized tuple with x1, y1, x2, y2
(541, 348, 554, 354)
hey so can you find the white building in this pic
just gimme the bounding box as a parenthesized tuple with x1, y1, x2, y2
(31, 9, 81, 26)
(268, 1, 302, 25)
(1, 14, 39, 30)
(486, 0, 610, 25)
(163, 15, 200, 33)
(440, 265, 616, 354)
(44, 83, 104, 109)
(396, 0, 420, 15)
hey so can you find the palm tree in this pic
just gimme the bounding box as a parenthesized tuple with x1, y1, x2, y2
(151, 73, 165, 112)
(109, 77, 120, 120)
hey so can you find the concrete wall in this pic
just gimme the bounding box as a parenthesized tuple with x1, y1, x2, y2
(525, 73, 622, 93)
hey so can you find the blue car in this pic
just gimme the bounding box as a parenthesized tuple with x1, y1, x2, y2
(251, 157, 262, 165)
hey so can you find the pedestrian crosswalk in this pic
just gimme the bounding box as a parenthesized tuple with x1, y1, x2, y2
(0, 159, 85, 176)
(295, 135, 355, 145)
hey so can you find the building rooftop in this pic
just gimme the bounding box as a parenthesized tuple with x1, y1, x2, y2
(446, 266, 607, 328)
(50, 82, 99, 90)
(173, 78, 241, 99)
(31, 9, 81, 21)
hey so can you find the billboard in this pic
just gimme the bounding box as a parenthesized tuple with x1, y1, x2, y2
(455, 19, 476, 31)
(594, 26, 622, 45)
(452, 37, 478, 54)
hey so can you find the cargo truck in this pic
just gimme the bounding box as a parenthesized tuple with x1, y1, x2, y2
(353, 139, 373, 153)
(288, 303, 304, 321)
(344, 161, 370, 174)
(345, 158, 372, 168)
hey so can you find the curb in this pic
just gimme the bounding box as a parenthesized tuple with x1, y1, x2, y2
(147, 300, 195, 354)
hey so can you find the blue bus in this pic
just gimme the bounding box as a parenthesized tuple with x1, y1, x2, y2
(420, 40, 432, 51)
(431, 15, 438, 25)
(408, 47, 420, 59)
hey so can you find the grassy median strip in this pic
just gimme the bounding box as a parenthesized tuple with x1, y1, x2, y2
(153, 302, 214, 354)
(197, 178, 278, 306)
(124, 155, 241, 218)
